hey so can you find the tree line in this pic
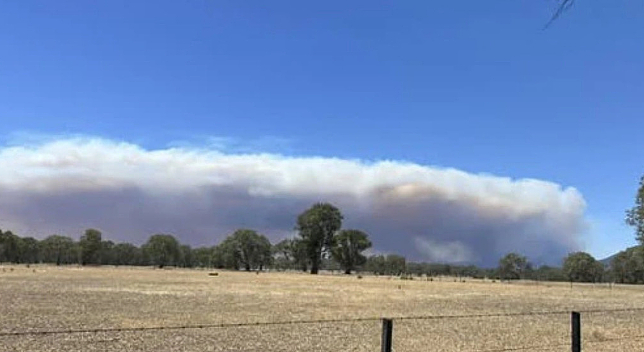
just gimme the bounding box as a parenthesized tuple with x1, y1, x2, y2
(0, 203, 373, 275)
(4, 173, 644, 286)
(0, 226, 612, 283)
(0, 226, 617, 283)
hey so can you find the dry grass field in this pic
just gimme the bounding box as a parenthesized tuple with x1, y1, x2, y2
(1, 265, 644, 352)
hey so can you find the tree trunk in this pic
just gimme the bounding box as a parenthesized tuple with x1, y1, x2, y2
(310, 258, 320, 275)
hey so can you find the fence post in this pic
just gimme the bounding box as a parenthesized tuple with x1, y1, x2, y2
(381, 318, 393, 352)
(571, 311, 581, 352)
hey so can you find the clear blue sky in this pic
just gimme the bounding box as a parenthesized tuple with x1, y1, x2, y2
(1, 1, 643, 258)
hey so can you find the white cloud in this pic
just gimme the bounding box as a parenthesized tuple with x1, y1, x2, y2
(0, 136, 588, 265)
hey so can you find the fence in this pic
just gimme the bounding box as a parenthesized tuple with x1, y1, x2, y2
(2, 308, 644, 351)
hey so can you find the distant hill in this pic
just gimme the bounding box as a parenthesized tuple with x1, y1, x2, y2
(599, 246, 639, 266)
(600, 253, 618, 266)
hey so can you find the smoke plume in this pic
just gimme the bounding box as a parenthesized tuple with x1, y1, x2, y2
(0, 137, 587, 266)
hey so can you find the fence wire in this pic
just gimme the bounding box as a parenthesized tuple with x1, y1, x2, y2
(0, 320, 382, 352)
(2, 308, 644, 351)
(580, 308, 644, 352)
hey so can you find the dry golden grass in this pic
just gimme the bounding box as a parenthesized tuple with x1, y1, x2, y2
(1, 265, 644, 351)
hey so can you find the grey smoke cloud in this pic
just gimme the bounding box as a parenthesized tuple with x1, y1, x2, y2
(0, 137, 587, 266)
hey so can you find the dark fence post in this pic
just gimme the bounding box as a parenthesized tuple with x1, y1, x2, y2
(571, 311, 581, 352)
(381, 318, 393, 352)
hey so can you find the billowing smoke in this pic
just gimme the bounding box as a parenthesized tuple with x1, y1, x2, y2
(0, 137, 587, 266)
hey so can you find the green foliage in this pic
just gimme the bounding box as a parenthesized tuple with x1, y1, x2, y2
(292, 239, 309, 272)
(218, 229, 272, 271)
(18, 237, 40, 264)
(99, 240, 115, 265)
(40, 235, 78, 265)
(498, 253, 529, 280)
(365, 254, 386, 275)
(271, 238, 310, 272)
(0, 230, 21, 263)
(272, 239, 294, 270)
(79, 229, 102, 265)
(142, 234, 181, 268)
(211, 242, 233, 269)
(563, 252, 604, 283)
(331, 229, 372, 274)
(533, 265, 566, 282)
(365, 254, 406, 276)
(179, 245, 194, 268)
(192, 246, 214, 268)
(216, 234, 241, 270)
(113, 243, 143, 266)
(296, 203, 343, 274)
(386, 255, 406, 275)
(627, 176, 644, 244)
(256, 235, 273, 270)
(609, 246, 644, 284)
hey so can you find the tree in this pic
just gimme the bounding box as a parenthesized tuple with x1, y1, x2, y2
(534, 265, 566, 282)
(364, 254, 407, 276)
(193, 246, 215, 268)
(331, 230, 372, 274)
(234, 229, 263, 271)
(626, 176, 644, 244)
(219, 229, 272, 271)
(215, 238, 239, 269)
(0, 230, 21, 263)
(79, 229, 102, 265)
(291, 239, 309, 272)
(256, 235, 273, 270)
(365, 255, 386, 275)
(273, 239, 294, 270)
(100, 240, 115, 265)
(498, 253, 529, 280)
(113, 243, 142, 266)
(296, 203, 343, 274)
(143, 234, 181, 268)
(385, 254, 406, 276)
(272, 238, 309, 271)
(563, 252, 603, 283)
(609, 246, 644, 284)
(179, 245, 194, 268)
(40, 235, 77, 265)
(18, 237, 40, 264)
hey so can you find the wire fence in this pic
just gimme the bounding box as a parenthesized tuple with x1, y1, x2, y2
(2, 308, 644, 351)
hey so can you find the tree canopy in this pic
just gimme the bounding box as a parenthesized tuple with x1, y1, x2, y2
(331, 229, 372, 274)
(626, 176, 644, 244)
(79, 228, 102, 265)
(296, 203, 343, 274)
(222, 229, 273, 271)
(498, 253, 530, 280)
(563, 252, 603, 283)
(143, 234, 181, 268)
(610, 246, 644, 284)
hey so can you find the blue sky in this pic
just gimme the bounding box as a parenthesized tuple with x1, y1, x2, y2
(1, 1, 643, 259)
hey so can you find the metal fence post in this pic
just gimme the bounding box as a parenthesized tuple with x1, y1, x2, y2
(571, 311, 581, 352)
(381, 318, 393, 352)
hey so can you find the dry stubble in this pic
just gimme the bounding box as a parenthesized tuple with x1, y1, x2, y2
(1, 266, 644, 351)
